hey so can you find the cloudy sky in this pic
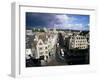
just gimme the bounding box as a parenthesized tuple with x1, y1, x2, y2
(26, 12, 89, 31)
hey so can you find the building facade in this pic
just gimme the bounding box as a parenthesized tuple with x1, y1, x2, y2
(69, 35, 88, 49)
(26, 30, 33, 36)
(32, 31, 57, 61)
(36, 39, 49, 60)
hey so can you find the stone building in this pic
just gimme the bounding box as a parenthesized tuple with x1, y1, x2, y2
(69, 35, 88, 49)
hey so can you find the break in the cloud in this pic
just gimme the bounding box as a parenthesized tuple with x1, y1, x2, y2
(26, 12, 90, 31)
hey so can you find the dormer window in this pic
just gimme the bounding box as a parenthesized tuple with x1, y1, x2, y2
(39, 42, 42, 45)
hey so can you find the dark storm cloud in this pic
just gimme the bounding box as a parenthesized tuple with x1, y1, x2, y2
(26, 12, 89, 31)
(26, 13, 61, 28)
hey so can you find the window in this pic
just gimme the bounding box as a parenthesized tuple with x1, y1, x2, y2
(39, 47, 43, 50)
(40, 52, 43, 55)
(45, 47, 48, 49)
(39, 42, 43, 45)
(45, 51, 48, 54)
(46, 56, 48, 59)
